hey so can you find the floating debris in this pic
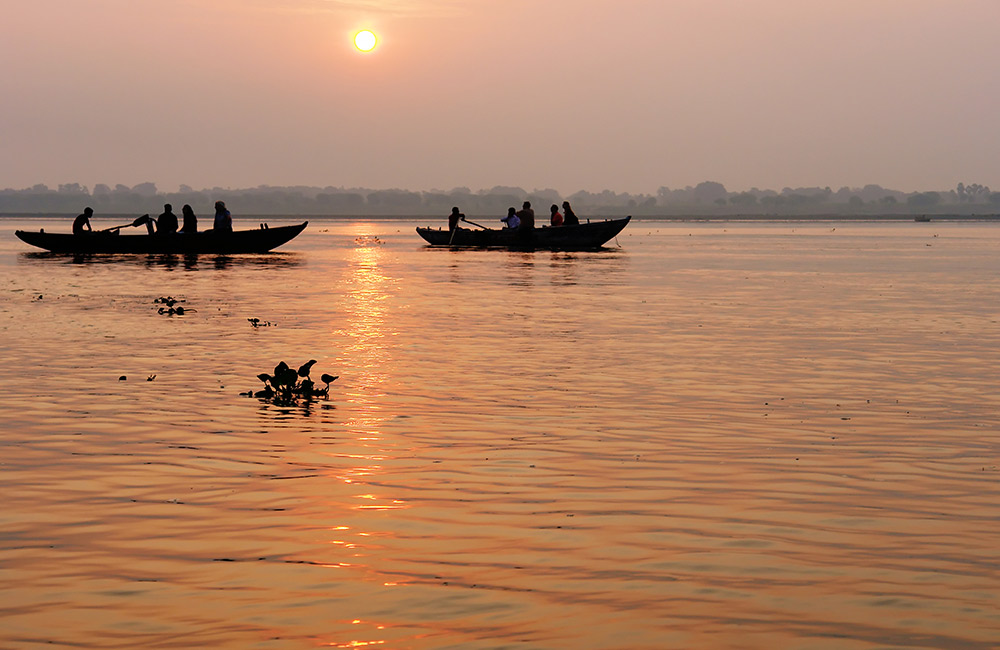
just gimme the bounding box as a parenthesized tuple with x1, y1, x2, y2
(248, 317, 274, 328)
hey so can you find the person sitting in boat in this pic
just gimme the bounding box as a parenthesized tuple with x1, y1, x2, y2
(550, 204, 564, 227)
(73, 207, 93, 235)
(500, 207, 520, 229)
(157, 204, 178, 234)
(213, 200, 233, 233)
(448, 206, 465, 231)
(562, 201, 580, 226)
(515, 201, 535, 230)
(179, 204, 198, 234)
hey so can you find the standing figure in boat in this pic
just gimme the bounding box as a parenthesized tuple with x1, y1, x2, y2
(179, 204, 198, 234)
(213, 201, 233, 233)
(157, 204, 178, 234)
(501, 207, 520, 229)
(562, 201, 580, 226)
(73, 207, 93, 235)
(448, 206, 465, 231)
(550, 204, 563, 227)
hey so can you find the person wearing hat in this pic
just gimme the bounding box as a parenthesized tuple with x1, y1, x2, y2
(73, 207, 94, 235)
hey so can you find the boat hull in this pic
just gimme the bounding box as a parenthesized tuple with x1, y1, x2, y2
(416, 216, 630, 250)
(14, 222, 308, 254)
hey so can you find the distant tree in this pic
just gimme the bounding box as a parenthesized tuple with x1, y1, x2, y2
(907, 191, 941, 208)
(729, 192, 758, 207)
(693, 181, 727, 204)
(132, 182, 158, 197)
(530, 188, 562, 204)
(880, 195, 898, 206)
(58, 183, 87, 194)
(848, 196, 864, 209)
(760, 195, 786, 209)
(989, 192, 1000, 206)
(93, 184, 111, 195)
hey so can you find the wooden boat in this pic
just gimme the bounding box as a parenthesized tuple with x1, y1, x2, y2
(416, 216, 631, 250)
(14, 222, 308, 254)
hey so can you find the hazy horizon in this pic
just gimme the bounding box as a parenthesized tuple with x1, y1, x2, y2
(4, 1, 999, 194)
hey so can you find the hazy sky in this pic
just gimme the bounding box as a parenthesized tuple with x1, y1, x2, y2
(3, 0, 999, 195)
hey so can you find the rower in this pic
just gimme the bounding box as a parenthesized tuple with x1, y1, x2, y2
(73, 207, 93, 235)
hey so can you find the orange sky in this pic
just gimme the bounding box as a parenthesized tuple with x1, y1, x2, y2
(3, 0, 998, 194)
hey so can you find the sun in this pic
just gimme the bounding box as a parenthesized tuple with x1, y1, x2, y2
(354, 30, 377, 52)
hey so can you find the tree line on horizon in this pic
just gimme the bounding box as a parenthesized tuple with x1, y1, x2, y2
(1, 181, 998, 217)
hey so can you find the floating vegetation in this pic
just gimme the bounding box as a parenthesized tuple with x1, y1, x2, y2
(248, 317, 274, 328)
(246, 360, 338, 403)
(154, 296, 195, 316)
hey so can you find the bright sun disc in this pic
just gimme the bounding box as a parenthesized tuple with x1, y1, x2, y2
(354, 30, 377, 52)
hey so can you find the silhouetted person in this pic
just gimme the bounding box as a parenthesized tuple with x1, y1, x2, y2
(213, 200, 232, 233)
(157, 204, 178, 234)
(448, 206, 465, 231)
(73, 207, 93, 235)
(501, 207, 520, 229)
(515, 201, 535, 230)
(550, 204, 563, 227)
(562, 201, 579, 226)
(179, 204, 198, 234)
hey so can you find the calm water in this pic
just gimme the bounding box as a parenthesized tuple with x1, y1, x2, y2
(1, 217, 998, 649)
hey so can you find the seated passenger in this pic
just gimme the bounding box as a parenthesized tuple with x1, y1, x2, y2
(515, 201, 535, 230)
(550, 204, 563, 227)
(562, 201, 580, 226)
(179, 204, 198, 234)
(157, 204, 178, 234)
(500, 207, 521, 229)
(213, 200, 233, 233)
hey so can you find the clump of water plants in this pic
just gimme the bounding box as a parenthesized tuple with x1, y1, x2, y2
(248, 317, 273, 328)
(248, 360, 338, 402)
(154, 296, 194, 316)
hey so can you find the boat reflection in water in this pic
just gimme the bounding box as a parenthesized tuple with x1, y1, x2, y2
(19, 251, 304, 270)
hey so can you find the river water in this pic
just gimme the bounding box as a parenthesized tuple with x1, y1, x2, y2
(0, 217, 998, 649)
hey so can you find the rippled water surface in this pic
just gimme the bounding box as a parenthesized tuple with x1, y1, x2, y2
(1, 217, 999, 649)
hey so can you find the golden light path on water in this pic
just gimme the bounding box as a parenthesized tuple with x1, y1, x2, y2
(0, 217, 998, 648)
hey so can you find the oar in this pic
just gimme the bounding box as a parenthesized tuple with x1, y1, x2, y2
(101, 214, 149, 232)
(461, 217, 489, 229)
